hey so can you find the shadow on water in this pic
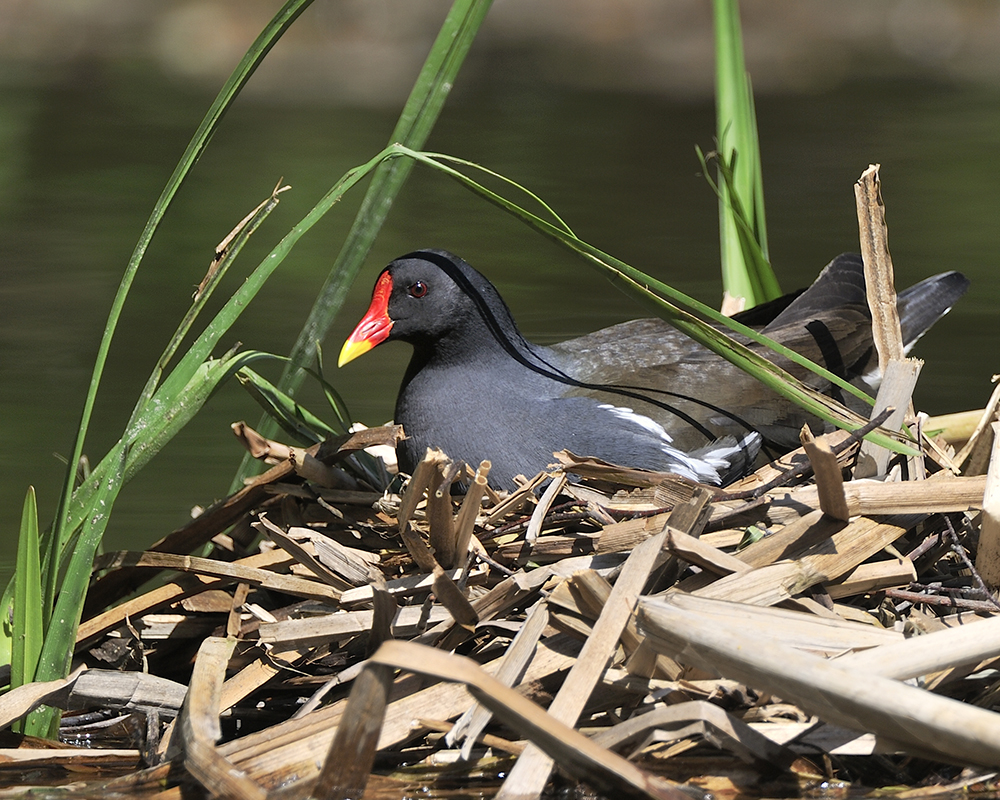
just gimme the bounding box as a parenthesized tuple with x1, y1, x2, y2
(0, 63, 997, 577)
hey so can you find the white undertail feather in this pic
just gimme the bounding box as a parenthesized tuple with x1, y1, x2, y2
(598, 404, 759, 484)
(693, 430, 762, 480)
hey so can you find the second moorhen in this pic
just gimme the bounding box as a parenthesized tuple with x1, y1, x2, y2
(339, 249, 968, 488)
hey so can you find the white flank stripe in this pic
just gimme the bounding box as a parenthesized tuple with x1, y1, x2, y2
(597, 403, 724, 484)
(597, 404, 674, 442)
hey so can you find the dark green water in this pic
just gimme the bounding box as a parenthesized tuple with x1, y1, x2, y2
(1, 64, 997, 577)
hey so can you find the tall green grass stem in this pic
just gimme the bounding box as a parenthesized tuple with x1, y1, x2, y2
(712, 0, 780, 306)
(41, 0, 317, 613)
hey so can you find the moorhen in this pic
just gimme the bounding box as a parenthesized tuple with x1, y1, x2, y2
(339, 249, 968, 488)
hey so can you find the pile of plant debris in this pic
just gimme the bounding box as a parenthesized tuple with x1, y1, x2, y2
(1, 372, 1000, 800)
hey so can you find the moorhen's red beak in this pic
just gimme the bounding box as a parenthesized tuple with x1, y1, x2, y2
(339, 271, 394, 367)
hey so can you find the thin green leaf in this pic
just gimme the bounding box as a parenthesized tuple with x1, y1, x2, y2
(55, 349, 280, 582)
(151, 149, 395, 441)
(712, 0, 780, 306)
(27, 445, 127, 739)
(47, 146, 392, 579)
(0, 585, 12, 679)
(311, 344, 353, 431)
(237, 366, 391, 490)
(125, 182, 290, 437)
(11, 487, 43, 735)
(37, 349, 278, 715)
(128, 350, 280, 473)
(237, 366, 338, 445)
(696, 147, 771, 294)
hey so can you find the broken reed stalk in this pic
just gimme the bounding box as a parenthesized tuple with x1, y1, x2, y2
(252, 515, 354, 591)
(453, 460, 491, 561)
(856, 360, 921, 479)
(722, 406, 894, 502)
(974, 421, 1000, 588)
(665, 526, 750, 579)
(636, 597, 1000, 768)
(403, 448, 486, 569)
(367, 641, 690, 800)
(689, 512, 922, 606)
(396, 450, 445, 573)
(836, 611, 1000, 681)
(853, 165, 928, 482)
(397, 447, 446, 531)
(427, 460, 458, 567)
(496, 526, 673, 799)
(231, 421, 290, 463)
(448, 598, 549, 758)
(954, 377, 1000, 473)
(291, 446, 356, 489)
(314, 661, 395, 800)
(591, 699, 799, 769)
(431, 564, 479, 629)
(174, 636, 266, 800)
(795, 473, 985, 516)
(854, 164, 906, 371)
(526, 472, 567, 543)
(367, 586, 397, 655)
(800, 425, 850, 521)
(824, 557, 916, 598)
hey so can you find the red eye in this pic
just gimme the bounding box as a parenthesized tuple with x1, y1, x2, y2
(408, 281, 428, 298)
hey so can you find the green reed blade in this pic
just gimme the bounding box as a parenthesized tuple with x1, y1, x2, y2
(712, 0, 780, 307)
(42, 0, 317, 615)
(55, 147, 394, 561)
(10, 487, 43, 734)
(25, 444, 127, 739)
(237, 366, 339, 445)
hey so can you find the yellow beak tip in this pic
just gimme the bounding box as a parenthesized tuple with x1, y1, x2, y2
(338, 339, 372, 368)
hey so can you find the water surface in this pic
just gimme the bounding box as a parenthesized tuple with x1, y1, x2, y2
(1, 65, 997, 577)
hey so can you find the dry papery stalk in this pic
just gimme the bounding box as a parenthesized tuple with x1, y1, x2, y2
(0, 403, 998, 800)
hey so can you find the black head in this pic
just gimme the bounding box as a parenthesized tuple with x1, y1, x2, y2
(339, 249, 529, 366)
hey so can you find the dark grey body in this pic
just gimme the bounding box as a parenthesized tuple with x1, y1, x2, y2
(377, 250, 967, 488)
